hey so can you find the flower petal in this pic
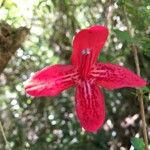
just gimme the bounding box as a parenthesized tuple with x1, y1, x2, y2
(92, 63, 146, 90)
(24, 64, 75, 96)
(75, 81, 105, 132)
(71, 25, 108, 77)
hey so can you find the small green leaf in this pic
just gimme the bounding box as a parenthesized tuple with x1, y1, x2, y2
(99, 55, 107, 62)
(117, 0, 125, 6)
(131, 137, 145, 150)
(114, 30, 133, 43)
(142, 87, 150, 94)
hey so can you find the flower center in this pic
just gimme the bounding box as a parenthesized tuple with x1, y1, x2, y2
(72, 67, 96, 85)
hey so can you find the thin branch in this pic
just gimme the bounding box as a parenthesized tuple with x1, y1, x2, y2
(123, 6, 149, 150)
(104, 0, 114, 27)
(104, 0, 115, 54)
(0, 121, 11, 150)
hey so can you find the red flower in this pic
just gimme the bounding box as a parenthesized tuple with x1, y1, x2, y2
(24, 25, 146, 132)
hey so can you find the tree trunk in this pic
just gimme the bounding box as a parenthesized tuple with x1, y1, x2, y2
(0, 22, 29, 74)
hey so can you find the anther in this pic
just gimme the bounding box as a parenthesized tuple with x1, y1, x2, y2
(81, 48, 91, 55)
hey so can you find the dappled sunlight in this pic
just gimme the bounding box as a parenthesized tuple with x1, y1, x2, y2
(0, 0, 149, 150)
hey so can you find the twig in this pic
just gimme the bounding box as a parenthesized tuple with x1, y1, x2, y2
(123, 6, 149, 150)
(0, 121, 11, 150)
(104, 0, 115, 54)
(104, 0, 114, 27)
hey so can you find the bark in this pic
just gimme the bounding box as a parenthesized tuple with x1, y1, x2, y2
(0, 22, 29, 74)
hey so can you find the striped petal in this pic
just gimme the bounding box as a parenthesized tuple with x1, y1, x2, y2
(24, 64, 75, 97)
(75, 81, 105, 132)
(71, 25, 108, 78)
(91, 63, 146, 90)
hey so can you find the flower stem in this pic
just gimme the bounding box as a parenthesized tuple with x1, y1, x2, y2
(0, 121, 11, 150)
(123, 6, 149, 150)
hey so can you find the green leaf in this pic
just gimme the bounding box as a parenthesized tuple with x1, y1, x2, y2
(142, 87, 150, 93)
(99, 55, 107, 62)
(131, 138, 145, 150)
(114, 30, 133, 43)
(117, 0, 125, 6)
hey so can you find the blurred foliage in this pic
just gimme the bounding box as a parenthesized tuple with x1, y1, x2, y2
(0, 0, 150, 150)
(131, 137, 145, 150)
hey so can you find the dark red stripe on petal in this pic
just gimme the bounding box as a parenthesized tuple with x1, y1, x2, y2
(71, 25, 108, 78)
(94, 63, 147, 90)
(75, 81, 105, 132)
(24, 64, 76, 97)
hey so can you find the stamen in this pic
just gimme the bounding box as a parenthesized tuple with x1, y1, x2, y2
(80, 48, 92, 77)
(81, 48, 91, 55)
